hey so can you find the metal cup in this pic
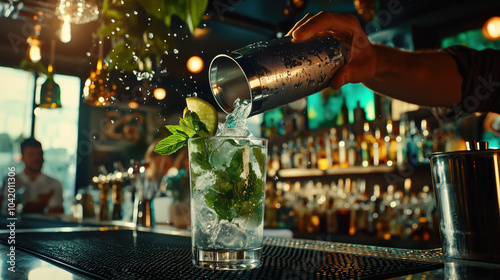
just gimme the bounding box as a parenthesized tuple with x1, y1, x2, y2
(429, 147, 500, 263)
(209, 32, 346, 117)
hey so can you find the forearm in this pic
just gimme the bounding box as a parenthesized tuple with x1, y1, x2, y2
(362, 45, 463, 107)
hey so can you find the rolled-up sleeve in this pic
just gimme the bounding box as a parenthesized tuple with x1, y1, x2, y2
(437, 46, 500, 119)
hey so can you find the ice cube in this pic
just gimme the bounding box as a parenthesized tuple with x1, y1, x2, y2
(192, 204, 220, 247)
(193, 171, 215, 191)
(216, 220, 248, 249)
(209, 139, 239, 168)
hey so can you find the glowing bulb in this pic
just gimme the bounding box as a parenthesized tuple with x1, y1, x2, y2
(153, 88, 166, 100)
(186, 56, 204, 74)
(98, 96, 104, 103)
(128, 100, 139, 109)
(60, 14, 72, 43)
(29, 42, 41, 63)
(483, 16, 500, 40)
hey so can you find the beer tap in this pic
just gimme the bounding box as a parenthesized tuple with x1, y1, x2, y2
(97, 165, 111, 221)
(111, 161, 125, 220)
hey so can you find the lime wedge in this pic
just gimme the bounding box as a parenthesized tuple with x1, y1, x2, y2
(185, 97, 219, 136)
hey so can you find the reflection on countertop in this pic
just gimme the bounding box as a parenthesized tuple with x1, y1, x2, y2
(0, 245, 87, 280)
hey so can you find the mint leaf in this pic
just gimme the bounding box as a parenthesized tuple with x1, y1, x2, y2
(252, 147, 267, 175)
(155, 111, 213, 155)
(183, 111, 210, 136)
(154, 133, 188, 155)
(168, 124, 196, 138)
(227, 148, 244, 181)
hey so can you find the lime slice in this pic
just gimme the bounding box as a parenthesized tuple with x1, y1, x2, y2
(185, 97, 218, 136)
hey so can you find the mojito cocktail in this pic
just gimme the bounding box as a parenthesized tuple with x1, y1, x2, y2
(189, 136, 267, 270)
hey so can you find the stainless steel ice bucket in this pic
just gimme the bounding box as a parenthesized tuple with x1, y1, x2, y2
(209, 32, 346, 117)
(429, 144, 500, 263)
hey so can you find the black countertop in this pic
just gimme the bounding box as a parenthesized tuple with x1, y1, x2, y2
(0, 215, 499, 279)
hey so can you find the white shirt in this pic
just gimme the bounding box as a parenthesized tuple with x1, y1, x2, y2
(2, 172, 63, 214)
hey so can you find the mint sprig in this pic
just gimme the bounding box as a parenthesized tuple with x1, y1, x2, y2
(191, 139, 266, 223)
(154, 111, 210, 155)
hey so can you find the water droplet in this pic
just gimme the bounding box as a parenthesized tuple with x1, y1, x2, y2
(125, 13, 130, 17)
(173, 49, 179, 54)
(133, 10, 138, 15)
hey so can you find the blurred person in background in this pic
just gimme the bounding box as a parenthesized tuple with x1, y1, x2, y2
(1, 138, 64, 214)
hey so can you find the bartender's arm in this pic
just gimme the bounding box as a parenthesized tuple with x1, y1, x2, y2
(288, 12, 500, 112)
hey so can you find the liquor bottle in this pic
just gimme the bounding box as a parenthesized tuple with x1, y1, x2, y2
(408, 120, 424, 164)
(336, 178, 352, 235)
(269, 145, 281, 173)
(361, 122, 375, 167)
(337, 96, 350, 126)
(326, 181, 338, 233)
(354, 179, 370, 235)
(347, 130, 358, 166)
(316, 135, 329, 170)
(280, 142, 292, 169)
(293, 138, 304, 169)
(375, 185, 395, 240)
(420, 119, 433, 163)
(390, 191, 405, 239)
(324, 132, 333, 168)
(385, 120, 398, 167)
(373, 127, 387, 166)
(338, 128, 348, 167)
(274, 183, 287, 229)
(306, 136, 317, 169)
(265, 185, 277, 228)
(287, 140, 296, 169)
(396, 120, 407, 167)
(329, 128, 339, 167)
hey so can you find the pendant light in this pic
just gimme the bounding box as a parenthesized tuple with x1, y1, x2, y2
(83, 38, 116, 107)
(56, 0, 100, 43)
(39, 40, 62, 109)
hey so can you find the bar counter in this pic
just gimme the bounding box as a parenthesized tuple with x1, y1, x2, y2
(1, 215, 499, 279)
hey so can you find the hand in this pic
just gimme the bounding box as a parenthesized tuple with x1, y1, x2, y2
(286, 12, 377, 89)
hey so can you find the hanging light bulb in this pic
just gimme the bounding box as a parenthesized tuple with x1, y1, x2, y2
(153, 88, 166, 100)
(186, 56, 204, 74)
(28, 37, 41, 62)
(39, 40, 62, 109)
(27, 24, 42, 63)
(56, 0, 99, 43)
(483, 16, 500, 41)
(60, 14, 72, 43)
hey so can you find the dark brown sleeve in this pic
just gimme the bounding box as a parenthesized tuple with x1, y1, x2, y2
(439, 46, 500, 116)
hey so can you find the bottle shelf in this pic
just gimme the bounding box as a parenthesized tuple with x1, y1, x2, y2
(268, 165, 411, 178)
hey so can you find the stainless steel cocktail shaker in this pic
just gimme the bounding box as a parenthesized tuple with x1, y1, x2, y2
(209, 32, 347, 117)
(429, 142, 500, 264)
